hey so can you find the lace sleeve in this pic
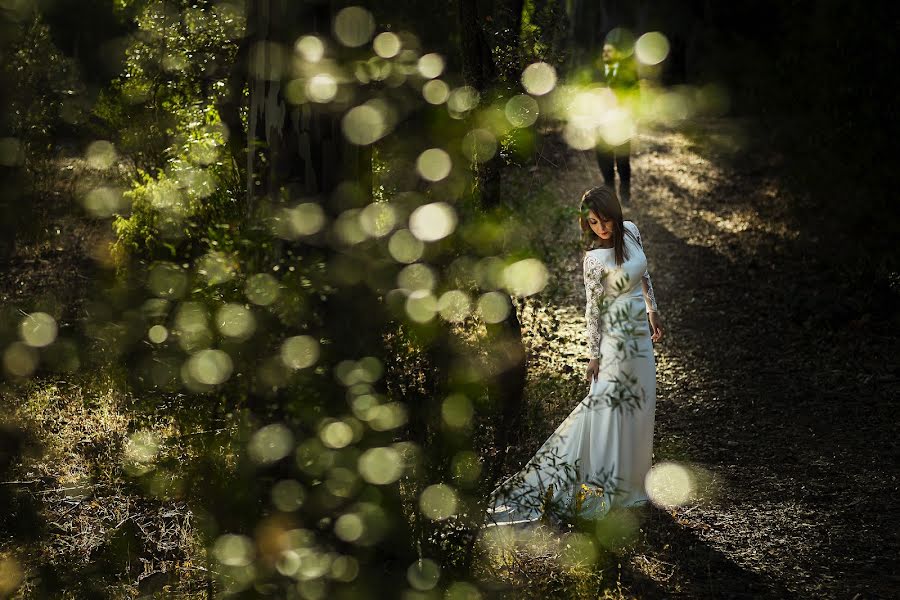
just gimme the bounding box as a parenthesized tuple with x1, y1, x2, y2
(583, 254, 604, 359)
(629, 222, 659, 313)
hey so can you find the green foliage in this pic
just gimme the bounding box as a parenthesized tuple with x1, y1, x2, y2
(94, 0, 244, 172)
(521, 0, 570, 67)
(0, 12, 81, 249)
(112, 103, 240, 262)
(2, 14, 80, 145)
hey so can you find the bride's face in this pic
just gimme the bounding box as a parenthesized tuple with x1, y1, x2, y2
(587, 210, 614, 241)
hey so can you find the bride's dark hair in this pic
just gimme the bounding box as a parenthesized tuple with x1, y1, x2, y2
(579, 185, 634, 266)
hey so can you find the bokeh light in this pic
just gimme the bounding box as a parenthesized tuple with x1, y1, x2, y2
(441, 394, 474, 428)
(503, 258, 549, 296)
(473, 256, 505, 289)
(437, 290, 471, 322)
(335, 357, 383, 386)
(271, 479, 305, 512)
(397, 263, 436, 292)
(451, 451, 482, 486)
(83, 186, 125, 217)
(505, 94, 540, 128)
(407, 558, 440, 591)
(558, 532, 599, 567)
(358, 202, 397, 238)
(415, 148, 452, 182)
(330, 555, 360, 582)
(148, 325, 168, 344)
(645, 461, 696, 508)
(388, 229, 424, 263)
(358, 446, 404, 484)
(342, 103, 388, 145)
(307, 74, 338, 103)
(249, 423, 295, 464)
(20, 312, 57, 348)
(216, 303, 256, 340)
(334, 208, 367, 245)
(273, 202, 326, 239)
(447, 86, 480, 117)
(461, 129, 497, 163)
(417, 53, 444, 79)
(653, 90, 693, 122)
(148, 263, 188, 300)
(562, 123, 598, 150)
(373, 32, 401, 58)
(366, 402, 408, 431)
(594, 509, 639, 549)
(446, 581, 482, 600)
(320, 420, 354, 449)
(245, 273, 281, 306)
(476, 292, 510, 323)
(280, 335, 320, 370)
(124, 430, 160, 467)
(213, 534, 255, 567)
(521, 62, 557, 96)
(422, 79, 450, 104)
(335, 513, 365, 542)
(185, 349, 233, 386)
(85, 140, 116, 169)
(597, 107, 636, 146)
(635, 31, 670, 65)
(419, 483, 458, 520)
(197, 251, 237, 285)
(405, 290, 438, 323)
(333, 6, 375, 48)
(408, 202, 457, 241)
(3, 342, 38, 377)
(295, 35, 325, 62)
(175, 302, 212, 353)
(0, 557, 24, 597)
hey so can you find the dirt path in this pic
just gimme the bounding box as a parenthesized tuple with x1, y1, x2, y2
(3, 124, 895, 599)
(506, 120, 898, 599)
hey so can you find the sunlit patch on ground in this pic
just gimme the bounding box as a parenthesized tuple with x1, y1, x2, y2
(636, 124, 800, 258)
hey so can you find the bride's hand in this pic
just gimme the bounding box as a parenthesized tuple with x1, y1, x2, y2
(585, 358, 600, 382)
(648, 312, 664, 342)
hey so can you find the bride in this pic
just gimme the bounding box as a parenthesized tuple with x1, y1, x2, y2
(485, 185, 664, 525)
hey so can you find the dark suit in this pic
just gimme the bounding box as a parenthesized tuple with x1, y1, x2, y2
(595, 57, 639, 200)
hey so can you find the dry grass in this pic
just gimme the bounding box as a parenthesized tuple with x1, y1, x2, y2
(1, 372, 209, 598)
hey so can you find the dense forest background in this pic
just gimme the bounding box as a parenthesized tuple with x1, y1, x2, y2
(1, 0, 897, 598)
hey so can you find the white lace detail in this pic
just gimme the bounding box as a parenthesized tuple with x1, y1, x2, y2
(583, 253, 605, 358)
(627, 222, 658, 313)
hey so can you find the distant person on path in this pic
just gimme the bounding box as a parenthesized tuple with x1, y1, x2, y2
(596, 41, 639, 203)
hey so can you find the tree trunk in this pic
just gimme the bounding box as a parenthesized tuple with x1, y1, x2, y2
(457, 0, 528, 505)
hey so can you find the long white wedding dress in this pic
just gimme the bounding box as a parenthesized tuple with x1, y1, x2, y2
(485, 220, 658, 525)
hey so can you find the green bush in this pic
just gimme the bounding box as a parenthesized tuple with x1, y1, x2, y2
(113, 102, 241, 263)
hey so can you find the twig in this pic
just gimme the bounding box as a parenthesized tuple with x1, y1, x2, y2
(60, 498, 85, 517)
(175, 428, 232, 438)
(35, 484, 101, 495)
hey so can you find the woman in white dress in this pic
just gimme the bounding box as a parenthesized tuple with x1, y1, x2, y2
(485, 185, 664, 525)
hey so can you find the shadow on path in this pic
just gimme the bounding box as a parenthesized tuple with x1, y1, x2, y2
(626, 125, 898, 598)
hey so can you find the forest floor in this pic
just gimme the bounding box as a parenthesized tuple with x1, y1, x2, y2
(1, 118, 897, 598)
(500, 119, 899, 599)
